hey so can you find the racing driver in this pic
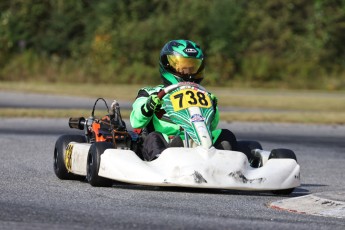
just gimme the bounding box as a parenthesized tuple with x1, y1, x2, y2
(130, 39, 237, 161)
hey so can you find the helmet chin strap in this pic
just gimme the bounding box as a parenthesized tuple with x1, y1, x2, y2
(184, 75, 195, 82)
(175, 75, 191, 82)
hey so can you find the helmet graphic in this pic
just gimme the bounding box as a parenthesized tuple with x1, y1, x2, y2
(159, 40, 205, 86)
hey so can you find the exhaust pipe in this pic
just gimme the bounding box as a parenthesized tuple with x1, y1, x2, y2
(69, 117, 86, 130)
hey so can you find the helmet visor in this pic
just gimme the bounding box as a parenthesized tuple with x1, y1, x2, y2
(167, 55, 203, 77)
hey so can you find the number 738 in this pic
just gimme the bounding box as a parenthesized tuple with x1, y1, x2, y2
(170, 89, 212, 111)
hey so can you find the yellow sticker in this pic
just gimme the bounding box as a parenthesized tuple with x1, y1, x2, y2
(65, 143, 73, 172)
(170, 88, 212, 111)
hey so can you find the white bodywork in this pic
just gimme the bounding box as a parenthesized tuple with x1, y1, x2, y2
(96, 146, 300, 190)
(66, 143, 300, 191)
(67, 142, 91, 176)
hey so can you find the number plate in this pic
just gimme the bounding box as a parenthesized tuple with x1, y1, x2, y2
(170, 88, 212, 111)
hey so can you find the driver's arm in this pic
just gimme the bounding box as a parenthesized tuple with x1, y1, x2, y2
(209, 92, 220, 130)
(130, 88, 162, 128)
(130, 96, 152, 128)
(211, 107, 220, 130)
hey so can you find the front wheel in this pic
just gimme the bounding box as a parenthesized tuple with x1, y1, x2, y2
(54, 134, 86, 180)
(236, 140, 263, 168)
(87, 142, 114, 187)
(269, 148, 297, 161)
(269, 148, 297, 195)
(271, 188, 295, 195)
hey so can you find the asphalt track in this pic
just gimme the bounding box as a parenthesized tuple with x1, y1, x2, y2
(0, 91, 345, 229)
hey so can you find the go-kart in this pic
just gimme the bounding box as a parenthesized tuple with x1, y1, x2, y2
(54, 82, 300, 195)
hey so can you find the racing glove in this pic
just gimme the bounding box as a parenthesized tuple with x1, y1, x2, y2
(143, 95, 162, 116)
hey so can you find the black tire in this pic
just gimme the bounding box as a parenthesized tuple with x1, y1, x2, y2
(214, 129, 238, 151)
(87, 142, 114, 187)
(236, 140, 263, 157)
(271, 188, 295, 195)
(236, 140, 263, 168)
(54, 134, 86, 180)
(269, 148, 297, 195)
(268, 148, 297, 161)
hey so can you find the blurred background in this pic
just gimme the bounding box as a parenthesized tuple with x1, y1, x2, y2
(0, 0, 344, 90)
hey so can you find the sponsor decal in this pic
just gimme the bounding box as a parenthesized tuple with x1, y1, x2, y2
(65, 143, 73, 172)
(191, 114, 205, 122)
(184, 48, 197, 53)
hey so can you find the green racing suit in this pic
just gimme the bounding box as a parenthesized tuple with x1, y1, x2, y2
(130, 85, 222, 143)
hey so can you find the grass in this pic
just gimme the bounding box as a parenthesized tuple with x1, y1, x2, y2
(208, 87, 345, 112)
(1, 81, 344, 124)
(2, 108, 343, 124)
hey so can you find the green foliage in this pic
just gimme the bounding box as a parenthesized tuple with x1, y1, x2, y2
(0, 0, 344, 89)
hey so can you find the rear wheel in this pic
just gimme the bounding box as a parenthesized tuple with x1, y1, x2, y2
(269, 148, 297, 195)
(87, 142, 114, 187)
(54, 134, 86, 180)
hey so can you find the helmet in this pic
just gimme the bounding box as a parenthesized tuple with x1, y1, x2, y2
(159, 40, 205, 86)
